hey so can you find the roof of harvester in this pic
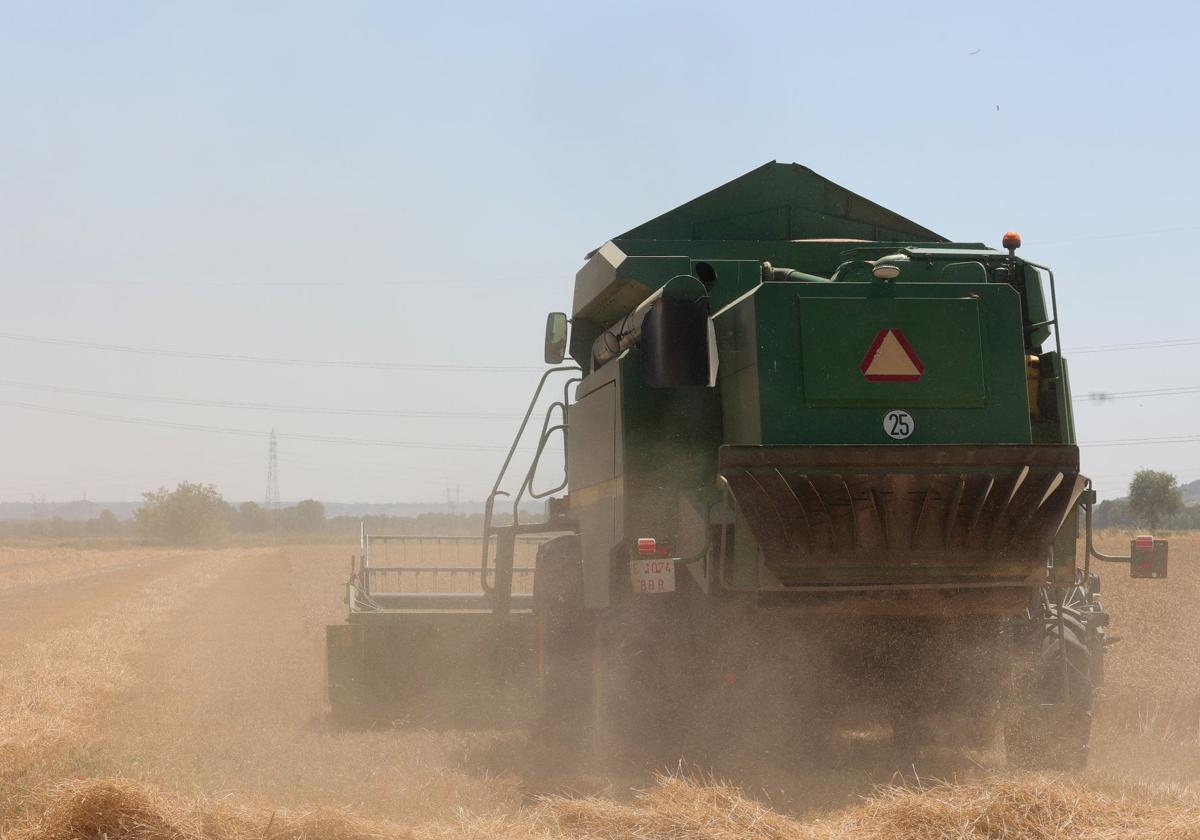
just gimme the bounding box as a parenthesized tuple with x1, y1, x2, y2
(615, 161, 946, 244)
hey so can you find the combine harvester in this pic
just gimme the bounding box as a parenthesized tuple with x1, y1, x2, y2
(328, 162, 1168, 769)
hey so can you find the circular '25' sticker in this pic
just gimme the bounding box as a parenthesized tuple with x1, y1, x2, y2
(883, 409, 914, 440)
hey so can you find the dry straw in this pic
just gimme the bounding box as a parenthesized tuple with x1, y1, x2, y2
(9, 771, 1200, 840)
(5, 538, 1200, 839)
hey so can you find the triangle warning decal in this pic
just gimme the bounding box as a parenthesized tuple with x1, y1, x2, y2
(861, 329, 924, 382)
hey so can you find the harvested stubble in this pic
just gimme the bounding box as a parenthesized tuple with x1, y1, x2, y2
(0, 550, 248, 807)
(0, 547, 196, 594)
(4, 778, 408, 840)
(810, 774, 1200, 839)
(6, 538, 1200, 840)
(9, 772, 1200, 840)
(1089, 532, 1200, 780)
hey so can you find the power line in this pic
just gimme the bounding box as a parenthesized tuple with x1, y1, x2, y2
(1, 382, 1190, 452)
(25, 368, 1187, 422)
(10, 331, 1196, 449)
(4, 320, 1194, 370)
(1086, 464, 1200, 481)
(0, 456, 260, 495)
(276, 455, 497, 486)
(1081, 434, 1200, 448)
(1029, 225, 1200, 246)
(4, 326, 1192, 369)
(1074, 384, 1200, 403)
(0, 399, 525, 453)
(28, 278, 492, 288)
(0, 332, 542, 373)
(1069, 337, 1200, 355)
(0, 379, 523, 419)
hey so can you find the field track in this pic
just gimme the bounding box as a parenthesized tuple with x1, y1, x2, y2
(2, 539, 1200, 838)
(0, 554, 197, 656)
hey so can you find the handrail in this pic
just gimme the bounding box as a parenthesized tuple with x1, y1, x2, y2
(519, 397, 570, 504)
(527, 423, 570, 500)
(521, 374, 581, 505)
(365, 566, 536, 574)
(509, 392, 577, 524)
(1023, 260, 1063, 362)
(512, 422, 569, 532)
(480, 364, 581, 593)
(364, 533, 551, 543)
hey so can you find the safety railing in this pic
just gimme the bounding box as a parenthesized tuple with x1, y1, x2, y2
(363, 566, 536, 597)
(348, 528, 547, 614)
(480, 365, 580, 595)
(361, 531, 545, 570)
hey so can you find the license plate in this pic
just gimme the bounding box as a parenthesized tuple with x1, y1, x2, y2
(630, 558, 675, 593)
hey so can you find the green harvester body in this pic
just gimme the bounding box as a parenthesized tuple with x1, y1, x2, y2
(328, 163, 1165, 771)
(565, 162, 1081, 610)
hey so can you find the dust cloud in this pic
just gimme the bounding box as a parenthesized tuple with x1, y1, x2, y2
(1, 536, 1200, 838)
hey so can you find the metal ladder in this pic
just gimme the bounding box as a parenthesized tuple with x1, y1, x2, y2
(480, 364, 580, 618)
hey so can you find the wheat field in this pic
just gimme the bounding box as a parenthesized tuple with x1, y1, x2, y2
(1, 536, 1198, 839)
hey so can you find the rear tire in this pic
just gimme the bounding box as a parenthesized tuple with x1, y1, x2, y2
(534, 536, 593, 765)
(1005, 604, 1095, 770)
(593, 590, 692, 774)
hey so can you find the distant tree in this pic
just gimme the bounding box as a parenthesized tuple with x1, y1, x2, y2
(1128, 469, 1183, 529)
(291, 499, 325, 531)
(1092, 497, 1132, 529)
(233, 500, 270, 533)
(273, 499, 325, 534)
(135, 482, 230, 545)
(84, 508, 122, 537)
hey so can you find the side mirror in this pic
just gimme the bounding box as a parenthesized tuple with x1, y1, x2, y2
(544, 312, 568, 364)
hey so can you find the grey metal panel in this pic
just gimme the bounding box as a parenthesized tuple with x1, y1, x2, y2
(567, 371, 621, 609)
(580, 497, 617, 610)
(722, 366, 762, 445)
(715, 293, 762, 445)
(572, 241, 654, 325)
(567, 381, 616, 488)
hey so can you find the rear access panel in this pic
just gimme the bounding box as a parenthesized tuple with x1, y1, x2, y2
(799, 297, 985, 408)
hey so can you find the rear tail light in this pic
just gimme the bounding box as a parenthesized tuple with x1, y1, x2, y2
(1129, 535, 1169, 579)
(637, 538, 657, 555)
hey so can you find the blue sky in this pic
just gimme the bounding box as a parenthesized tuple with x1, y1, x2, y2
(1, 0, 1197, 503)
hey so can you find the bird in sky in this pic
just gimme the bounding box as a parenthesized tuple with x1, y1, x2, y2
(969, 48, 982, 55)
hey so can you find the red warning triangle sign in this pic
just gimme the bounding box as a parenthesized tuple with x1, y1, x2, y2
(861, 329, 924, 382)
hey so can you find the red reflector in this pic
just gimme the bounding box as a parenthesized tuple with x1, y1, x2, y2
(1135, 535, 1155, 550)
(637, 538, 656, 555)
(723, 673, 737, 686)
